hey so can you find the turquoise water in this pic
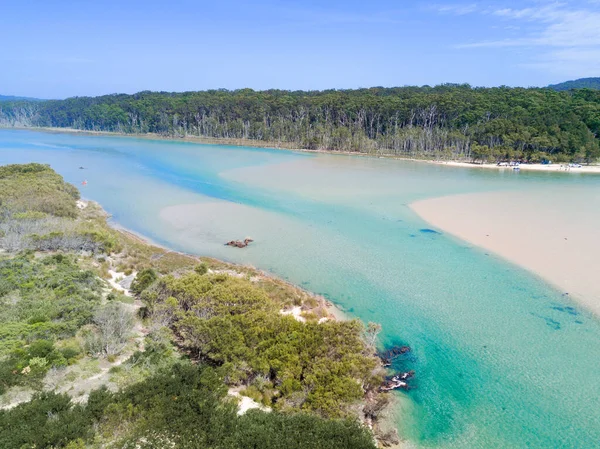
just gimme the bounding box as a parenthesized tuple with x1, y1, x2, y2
(1, 129, 600, 448)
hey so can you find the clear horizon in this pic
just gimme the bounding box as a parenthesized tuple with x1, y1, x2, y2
(1, 0, 599, 99)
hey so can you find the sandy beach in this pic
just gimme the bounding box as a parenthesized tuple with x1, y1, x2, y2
(432, 160, 600, 174)
(411, 189, 600, 316)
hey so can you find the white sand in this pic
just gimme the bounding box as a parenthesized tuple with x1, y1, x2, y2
(411, 190, 600, 316)
(280, 306, 306, 323)
(228, 389, 271, 415)
(107, 269, 136, 296)
(432, 161, 600, 174)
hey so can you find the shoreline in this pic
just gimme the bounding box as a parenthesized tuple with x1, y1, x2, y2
(411, 191, 600, 316)
(430, 160, 600, 174)
(105, 212, 405, 445)
(5, 125, 599, 174)
(108, 221, 403, 445)
(110, 218, 346, 320)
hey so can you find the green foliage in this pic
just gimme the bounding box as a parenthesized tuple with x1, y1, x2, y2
(131, 268, 157, 294)
(235, 410, 376, 449)
(149, 273, 379, 417)
(0, 339, 75, 394)
(0, 254, 102, 393)
(0, 254, 103, 353)
(0, 163, 79, 217)
(2, 86, 600, 161)
(0, 391, 93, 448)
(0, 363, 376, 449)
(194, 262, 208, 275)
(0, 163, 118, 253)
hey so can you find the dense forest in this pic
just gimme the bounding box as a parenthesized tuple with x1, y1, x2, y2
(0, 164, 396, 448)
(548, 78, 600, 92)
(1, 85, 600, 163)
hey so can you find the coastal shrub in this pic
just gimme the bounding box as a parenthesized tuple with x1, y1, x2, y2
(0, 163, 123, 254)
(0, 254, 103, 356)
(0, 253, 104, 392)
(1, 363, 376, 448)
(0, 163, 79, 218)
(147, 272, 380, 418)
(0, 339, 75, 393)
(235, 410, 376, 449)
(131, 268, 157, 294)
(0, 392, 93, 448)
(194, 262, 208, 275)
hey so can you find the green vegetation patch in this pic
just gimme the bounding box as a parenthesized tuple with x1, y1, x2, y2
(0, 163, 79, 218)
(144, 272, 382, 418)
(0, 164, 121, 254)
(0, 254, 103, 393)
(0, 363, 376, 449)
(0, 253, 103, 353)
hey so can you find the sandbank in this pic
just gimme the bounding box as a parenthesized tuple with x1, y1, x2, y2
(411, 190, 600, 315)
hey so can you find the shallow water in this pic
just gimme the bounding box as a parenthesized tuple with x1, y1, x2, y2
(2, 129, 600, 448)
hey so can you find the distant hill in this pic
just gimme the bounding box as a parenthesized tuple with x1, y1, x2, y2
(548, 78, 600, 91)
(0, 94, 44, 102)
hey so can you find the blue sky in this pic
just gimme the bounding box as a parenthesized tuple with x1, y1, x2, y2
(1, 0, 599, 98)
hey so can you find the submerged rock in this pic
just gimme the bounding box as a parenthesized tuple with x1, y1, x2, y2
(379, 345, 411, 366)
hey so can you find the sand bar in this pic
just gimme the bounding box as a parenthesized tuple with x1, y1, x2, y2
(411, 189, 600, 316)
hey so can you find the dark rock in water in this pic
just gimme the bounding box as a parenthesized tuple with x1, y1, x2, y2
(378, 345, 411, 368)
(225, 238, 254, 248)
(379, 371, 415, 392)
(380, 345, 411, 360)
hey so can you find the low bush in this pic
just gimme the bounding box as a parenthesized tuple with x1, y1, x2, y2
(0, 364, 376, 449)
(131, 268, 157, 294)
(148, 273, 381, 418)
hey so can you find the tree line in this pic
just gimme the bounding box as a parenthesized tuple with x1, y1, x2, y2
(2, 84, 599, 162)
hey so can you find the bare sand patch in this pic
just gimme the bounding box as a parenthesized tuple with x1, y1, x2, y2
(411, 190, 600, 315)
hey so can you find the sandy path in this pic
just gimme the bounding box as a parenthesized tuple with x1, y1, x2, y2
(411, 190, 600, 316)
